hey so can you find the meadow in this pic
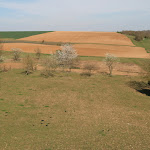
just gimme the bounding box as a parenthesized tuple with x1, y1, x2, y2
(125, 35, 150, 53)
(0, 68, 150, 150)
(0, 31, 150, 150)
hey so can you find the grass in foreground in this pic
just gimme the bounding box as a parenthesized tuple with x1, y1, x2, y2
(0, 31, 53, 39)
(125, 35, 150, 53)
(0, 69, 150, 149)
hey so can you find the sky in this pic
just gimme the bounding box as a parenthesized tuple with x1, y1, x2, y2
(0, 0, 150, 31)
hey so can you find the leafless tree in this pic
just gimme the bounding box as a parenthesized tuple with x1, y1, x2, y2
(34, 48, 41, 59)
(104, 53, 119, 76)
(23, 55, 37, 75)
(12, 48, 22, 61)
(0, 39, 4, 62)
(82, 62, 98, 76)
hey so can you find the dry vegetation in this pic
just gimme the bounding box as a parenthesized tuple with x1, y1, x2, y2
(121, 30, 150, 41)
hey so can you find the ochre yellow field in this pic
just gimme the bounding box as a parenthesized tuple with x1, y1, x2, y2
(3, 43, 149, 58)
(3, 43, 59, 54)
(18, 31, 134, 46)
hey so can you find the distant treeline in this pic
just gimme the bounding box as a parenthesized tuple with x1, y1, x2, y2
(120, 30, 150, 41)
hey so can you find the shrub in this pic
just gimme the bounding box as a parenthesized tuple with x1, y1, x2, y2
(143, 59, 150, 85)
(55, 43, 78, 71)
(12, 48, 22, 61)
(34, 48, 41, 59)
(0, 39, 4, 61)
(82, 62, 98, 76)
(0, 65, 11, 73)
(23, 55, 37, 75)
(0, 56, 5, 62)
(104, 53, 119, 76)
(41, 56, 58, 77)
(135, 34, 144, 41)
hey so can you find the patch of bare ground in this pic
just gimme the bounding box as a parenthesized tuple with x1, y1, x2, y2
(0, 60, 145, 76)
(3, 43, 59, 54)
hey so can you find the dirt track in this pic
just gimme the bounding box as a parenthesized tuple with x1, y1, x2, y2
(18, 31, 134, 46)
(3, 43, 149, 58)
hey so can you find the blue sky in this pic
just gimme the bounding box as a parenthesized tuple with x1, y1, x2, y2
(0, 0, 150, 31)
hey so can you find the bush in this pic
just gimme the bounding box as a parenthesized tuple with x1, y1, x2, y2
(82, 62, 98, 76)
(0, 56, 5, 62)
(135, 34, 144, 41)
(121, 30, 150, 41)
(104, 53, 119, 76)
(55, 43, 78, 71)
(41, 56, 58, 77)
(23, 55, 37, 75)
(0, 39, 4, 60)
(0, 65, 11, 73)
(34, 48, 41, 59)
(80, 72, 92, 77)
(12, 48, 22, 61)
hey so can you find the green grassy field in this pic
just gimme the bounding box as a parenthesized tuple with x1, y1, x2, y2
(0, 35, 150, 149)
(0, 69, 150, 149)
(125, 35, 150, 53)
(0, 31, 53, 39)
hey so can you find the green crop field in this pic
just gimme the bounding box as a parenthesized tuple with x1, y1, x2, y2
(0, 31, 53, 39)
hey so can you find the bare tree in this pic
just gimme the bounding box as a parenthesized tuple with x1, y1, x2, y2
(23, 55, 37, 75)
(82, 62, 98, 76)
(0, 39, 4, 62)
(12, 48, 22, 61)
(104, 53, 119, 76)
(41, 55, 58, 77)
(55, 43, 78, 71)
(34, 48, 41, 59)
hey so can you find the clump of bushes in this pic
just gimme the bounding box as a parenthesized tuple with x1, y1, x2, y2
(55, 43, 78, 71)
(0, 65, 11, 73)
(41, 43, 79, 77)
(121, 30, 150, 41)
(34, 48, 41, 60)
(81, 62, 98, 76)
(0, 39, 4, 62)
(12, 48, 22, 61)
(23, 55, 37, 75)
(41, 55, 58, 77)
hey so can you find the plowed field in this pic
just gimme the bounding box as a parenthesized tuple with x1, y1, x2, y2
(18, 31, 134, 46)
(3, 43, 149, 58)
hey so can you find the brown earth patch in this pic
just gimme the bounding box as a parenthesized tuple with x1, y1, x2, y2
(18, 31, 134, 46)
(3, 43, 59, 54)
(74, 44, 149, 58)
(3, 43, 149, 58)
(0, 60, 145, 76)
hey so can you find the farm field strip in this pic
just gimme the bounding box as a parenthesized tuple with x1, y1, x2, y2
(18, 31, 134, 46)
(0, 31, 53, 39)
(2, 43, 149, 58)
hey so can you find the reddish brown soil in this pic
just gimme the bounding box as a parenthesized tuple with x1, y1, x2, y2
(3, 43, 149, 58)
(3, 43, 59, 54)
